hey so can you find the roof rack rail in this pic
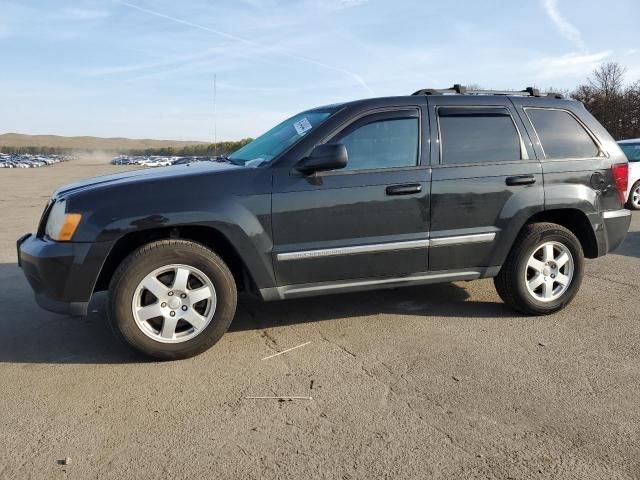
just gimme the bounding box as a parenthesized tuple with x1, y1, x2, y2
(411, 85, 563, 99)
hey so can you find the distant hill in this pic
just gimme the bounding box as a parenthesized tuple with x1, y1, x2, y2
(0, 133, 206, 152)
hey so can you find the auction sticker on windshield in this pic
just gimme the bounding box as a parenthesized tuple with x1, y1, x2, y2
(293, 117, 313, 135)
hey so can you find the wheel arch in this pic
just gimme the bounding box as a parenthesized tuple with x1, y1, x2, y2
(94, 225, 260, 295)
(519, 208, 599, 259)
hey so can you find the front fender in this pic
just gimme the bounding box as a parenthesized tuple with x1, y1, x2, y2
(67, 168, 277, 289)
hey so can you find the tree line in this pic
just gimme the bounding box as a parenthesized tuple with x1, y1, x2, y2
(0, 138, 253, 157)
(125, 139, 254, 157)
(0, 146, 74, 155)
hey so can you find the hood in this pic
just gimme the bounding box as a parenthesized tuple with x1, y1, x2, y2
(53, 161, 242, 198)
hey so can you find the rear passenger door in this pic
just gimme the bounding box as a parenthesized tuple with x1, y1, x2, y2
(427, 96, 543, 272)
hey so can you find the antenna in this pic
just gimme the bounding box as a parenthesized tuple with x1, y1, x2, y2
(213, 73, 218, 157)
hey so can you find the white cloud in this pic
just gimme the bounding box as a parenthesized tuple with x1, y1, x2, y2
(528, 51, 611, 81)
(62, 8, 110, 21)
(336, 0, 368, 8)
(625, 64, 640, 83)
(541, 0, 585, 50)
(307, 0, 369, 10)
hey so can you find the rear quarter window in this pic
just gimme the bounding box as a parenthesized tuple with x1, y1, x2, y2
(526, 108, 600, 159)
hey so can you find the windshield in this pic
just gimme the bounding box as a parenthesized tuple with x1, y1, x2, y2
(620, 143, 640, 162)
(228, 110, 333, 165)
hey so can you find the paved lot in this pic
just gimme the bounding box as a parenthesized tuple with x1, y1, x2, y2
(1, 159, 639, 479)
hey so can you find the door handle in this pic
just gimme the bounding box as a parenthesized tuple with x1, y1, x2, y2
(386, 184, 422, 196)
(505, 175, 536, 186)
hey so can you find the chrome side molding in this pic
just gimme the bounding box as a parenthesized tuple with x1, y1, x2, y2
(276, 232, 496, 261)
(430, 232, 496, 247)
(276, 239, 430, 261)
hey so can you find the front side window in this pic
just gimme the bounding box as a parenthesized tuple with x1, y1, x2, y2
(335, 117, 419, 171)
(619, 143, 640, 162)
(229, 110, 333, 165)
(526, 108, 600, 159)
(438, 107, 522, 164)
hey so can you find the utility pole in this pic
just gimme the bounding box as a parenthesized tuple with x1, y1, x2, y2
(213, 74, 218, 157)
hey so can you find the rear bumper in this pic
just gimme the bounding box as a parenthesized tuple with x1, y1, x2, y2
(600, 209, 632, 254)
(17, 234, 112, 316)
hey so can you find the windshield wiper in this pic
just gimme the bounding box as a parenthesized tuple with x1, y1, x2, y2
(216, 156, 245, 166)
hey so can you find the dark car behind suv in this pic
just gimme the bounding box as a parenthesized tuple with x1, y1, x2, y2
(18, 85, 631, 359)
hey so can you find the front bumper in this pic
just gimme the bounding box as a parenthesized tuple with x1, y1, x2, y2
(17, 234, 112, 316)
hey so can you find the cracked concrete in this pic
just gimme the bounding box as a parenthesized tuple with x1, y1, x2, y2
(1, 159, 639, 479)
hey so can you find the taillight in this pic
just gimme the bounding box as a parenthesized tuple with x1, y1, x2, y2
(611, 163, 628, 204)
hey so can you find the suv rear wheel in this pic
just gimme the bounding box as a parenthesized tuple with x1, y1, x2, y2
(494, 223, 584, 315)
(108, 239, 237, 360)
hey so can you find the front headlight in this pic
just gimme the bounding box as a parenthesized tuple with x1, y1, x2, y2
(45, 200, 82, 241)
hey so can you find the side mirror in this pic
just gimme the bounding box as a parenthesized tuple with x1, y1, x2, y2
(296, 143, 348, 174)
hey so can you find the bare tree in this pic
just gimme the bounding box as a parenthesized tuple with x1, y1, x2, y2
(572, 62, 640, 140)
(589, 62, 626, 97)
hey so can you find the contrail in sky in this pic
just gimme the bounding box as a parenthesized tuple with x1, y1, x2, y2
(112, 0, 374, 95)
(541, 0, 585, 51)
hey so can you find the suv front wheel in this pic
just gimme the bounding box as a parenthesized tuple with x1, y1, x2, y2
(495, 223, 584, 315)
(108, 239, 237, 360)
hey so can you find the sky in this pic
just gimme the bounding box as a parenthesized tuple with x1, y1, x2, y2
(1, 0, 639, 141)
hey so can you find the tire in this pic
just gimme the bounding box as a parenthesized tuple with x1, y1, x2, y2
(108, 239, 237, 360)
(494, 223, 584, 315)
(627, 180, 640, 210)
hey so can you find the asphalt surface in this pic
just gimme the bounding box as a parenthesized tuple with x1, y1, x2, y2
(1, 158, 639, 479)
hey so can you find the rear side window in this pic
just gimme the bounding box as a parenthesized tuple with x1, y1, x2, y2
(438, 107, 522, 164)
(336, 117, 418, 171)
(526, 108, 600, 159)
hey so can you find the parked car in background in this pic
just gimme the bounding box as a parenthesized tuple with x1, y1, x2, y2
(111, 155, 218, 167)
(618, 139, 640, 210)
(0, 153, 73, 168)
(18, 85, 631, 359)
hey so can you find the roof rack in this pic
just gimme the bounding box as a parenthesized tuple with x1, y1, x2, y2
(411, 84, 563, 99)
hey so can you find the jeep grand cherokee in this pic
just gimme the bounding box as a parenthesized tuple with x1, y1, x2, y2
(18, 85, 631, 359)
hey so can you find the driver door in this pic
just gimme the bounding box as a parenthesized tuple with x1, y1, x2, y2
(271, 107, 431, 287)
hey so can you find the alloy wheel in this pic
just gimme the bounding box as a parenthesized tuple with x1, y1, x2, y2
(132, 264, 217, 343)
(524, 241, 574, 302)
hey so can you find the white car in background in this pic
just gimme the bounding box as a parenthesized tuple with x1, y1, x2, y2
(618, 139, 640, 210)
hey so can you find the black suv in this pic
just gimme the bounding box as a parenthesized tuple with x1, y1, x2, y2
(18, 85, 631, 359)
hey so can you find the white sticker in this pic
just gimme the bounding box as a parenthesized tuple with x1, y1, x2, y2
(293, 117, 313, 135)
